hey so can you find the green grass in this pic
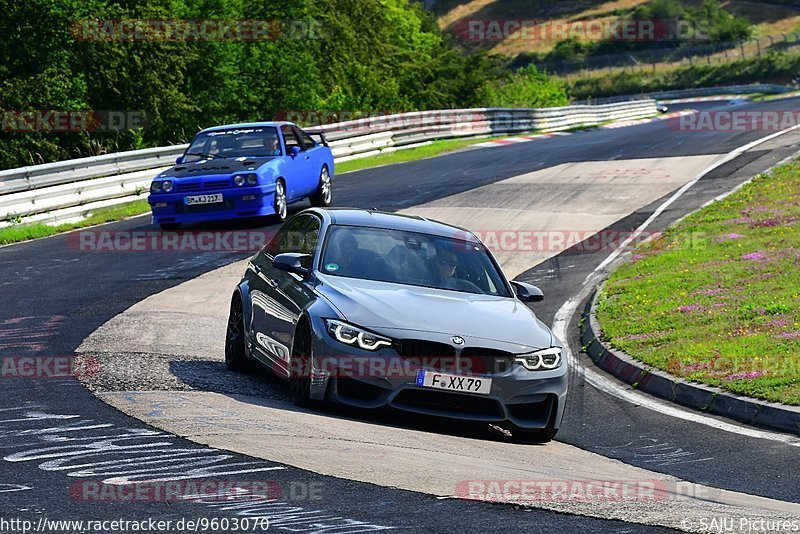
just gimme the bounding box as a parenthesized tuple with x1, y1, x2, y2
(335, 137, 491, 174)
(595, 161, 800, 405)
(0, 199, 151, 246)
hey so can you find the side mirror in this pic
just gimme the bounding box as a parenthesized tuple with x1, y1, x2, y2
(273, 252, 311, 278)
(175, 155, 185, 165)
(511, 281, 544, 302)
(289, 146, 301, 158)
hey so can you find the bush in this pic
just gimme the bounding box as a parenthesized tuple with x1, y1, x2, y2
(478, 65, 569, 108)
(0, 0, 529, 170)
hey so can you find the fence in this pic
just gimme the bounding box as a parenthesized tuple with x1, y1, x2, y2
(0, 100, 657, 227)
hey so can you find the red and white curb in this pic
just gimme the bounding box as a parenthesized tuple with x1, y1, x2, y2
(600, 109, 695, 129)
(474, 132, 570, 148)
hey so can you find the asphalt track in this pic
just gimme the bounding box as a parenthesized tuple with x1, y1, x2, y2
(1, 98, 800, 532)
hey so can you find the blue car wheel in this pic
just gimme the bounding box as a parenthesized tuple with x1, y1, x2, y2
(310, 165, 332, 207)
(274, 180, 288, 222)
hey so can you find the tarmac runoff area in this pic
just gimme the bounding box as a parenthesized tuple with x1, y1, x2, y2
(76, 153, 800, 529)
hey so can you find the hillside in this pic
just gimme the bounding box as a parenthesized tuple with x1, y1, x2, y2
(433, 0, 800, 59)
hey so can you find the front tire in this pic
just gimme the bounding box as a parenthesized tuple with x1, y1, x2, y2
(310, 166, 332, 207)
(225, 295, 252, 373)
(288, 321, 313, 406)
(273, 180, 288, 222)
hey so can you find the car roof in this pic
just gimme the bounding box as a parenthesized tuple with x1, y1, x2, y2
(317, 208, 477, 241)
(198, 122, 295, 133)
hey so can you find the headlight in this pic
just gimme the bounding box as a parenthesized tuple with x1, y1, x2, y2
(234, 175, 245, 186)
(515, 347, 562, 371)
(325, 319, 392, 351)
(246, 173, 258, 185)
(150, 181, 163, 193)
(161, 180, 173, 193)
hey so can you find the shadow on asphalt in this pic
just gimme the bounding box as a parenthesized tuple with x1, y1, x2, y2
(168, 359, 546, 445)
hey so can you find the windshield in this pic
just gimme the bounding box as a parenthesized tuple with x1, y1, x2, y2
(320, 225, 511, 297)
(184, 127, 281, 162)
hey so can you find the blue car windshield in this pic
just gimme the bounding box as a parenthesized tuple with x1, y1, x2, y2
(321, 225, 512, 297)
(184, 127, 281, 161)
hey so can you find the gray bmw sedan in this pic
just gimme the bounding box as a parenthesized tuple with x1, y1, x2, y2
(225, 208, 567, 442)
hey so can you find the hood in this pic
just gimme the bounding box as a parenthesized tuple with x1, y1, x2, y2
(159, 157, 277, 179)
(316, 274, 553, 351)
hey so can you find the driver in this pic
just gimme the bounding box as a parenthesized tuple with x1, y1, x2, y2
(263, 133, 281, 156)
(432, 244, 458, 284)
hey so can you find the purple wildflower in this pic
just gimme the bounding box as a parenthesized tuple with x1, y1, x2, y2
(767, 319, 790, 328)
(675, 304, 705, 313)
(777, 331, 800, 341)
(741, 251, 767, 261)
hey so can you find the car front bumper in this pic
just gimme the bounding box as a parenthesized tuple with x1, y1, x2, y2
(307, 317, 568, 430)
(147, 184, 277, 225)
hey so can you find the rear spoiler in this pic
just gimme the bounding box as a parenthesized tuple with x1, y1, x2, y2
(305, 129, 329, 147)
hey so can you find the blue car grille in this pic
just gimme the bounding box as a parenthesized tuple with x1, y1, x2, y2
(174, 178, 231, 193)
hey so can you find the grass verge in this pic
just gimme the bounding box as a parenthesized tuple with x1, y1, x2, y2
(0, 199, 151, 246)
(595, 161, 800, 405)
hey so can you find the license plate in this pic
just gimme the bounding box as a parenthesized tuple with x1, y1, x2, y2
(185, 193, 223, 205)
(416, 370, 491, 395)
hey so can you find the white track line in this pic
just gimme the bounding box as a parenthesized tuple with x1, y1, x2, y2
(552, 124, 800, 445)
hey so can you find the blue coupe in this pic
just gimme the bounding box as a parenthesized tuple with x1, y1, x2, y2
(148, 122, 334, 229)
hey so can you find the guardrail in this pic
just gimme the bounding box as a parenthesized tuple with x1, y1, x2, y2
(0, 100, 656, 227)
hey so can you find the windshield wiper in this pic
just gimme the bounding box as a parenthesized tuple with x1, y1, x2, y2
(184, 152, 226, 160)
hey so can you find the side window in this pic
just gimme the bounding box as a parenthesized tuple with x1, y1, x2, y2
(263, 215, 321, 265)
(281, 125, 301, 152)
(264, 216, 305, 257)
(295, 127, 316, 150)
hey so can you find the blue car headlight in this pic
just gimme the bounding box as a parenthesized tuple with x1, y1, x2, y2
(515, 347, 562, 371)
(151, 180, 172, 193)
(246, 173, 258, 185)
(325, 319, 392, 351)
(234, 175, 245, 186)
